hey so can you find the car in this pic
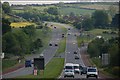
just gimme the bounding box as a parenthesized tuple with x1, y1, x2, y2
(54, 27, 56, 28)
(55, 43, 58, 46)
(74, 51, 77, 54)
(68, 33, 70, 35)
(49, 43, 52, 46)
(25, 60, 32, 67)
(62, 35, 64, 38)
(64, 69, 74, 78)
(75, 55, 79, 59)
(64, 63, 74, 78)
(68, 28, 70, 30)
(73, 64, 80, 74)
(86, 67, 98, 79)
(81, 66, 87, 75)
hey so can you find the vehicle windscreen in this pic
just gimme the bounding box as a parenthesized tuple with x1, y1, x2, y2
(74, 66, 79, 69)
(88, 68, 96, 72)
(65, 66, 73, 69)
(65, 70, 73, 72)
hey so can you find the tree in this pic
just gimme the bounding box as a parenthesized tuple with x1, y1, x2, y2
(82, 18, 94, 31)
(2, 18, 11, 35)
(46, 7, 59, 15)
(2, 32, 21, 55)
(87, 42, 100, 57)
(87, 37, 104, 57)
(22, 25, 36, 38)
(57, 2, 64, 7)
(33, 38, 43, 50)
(69, 12, 75, 17)
(2, 2, 11, 13)
(111, 14, 119, 28)
(108, 5, 117, 17)
(14, 30, 31, 54)
(92, 10, 109, 27)
(109, 43, 119, 66)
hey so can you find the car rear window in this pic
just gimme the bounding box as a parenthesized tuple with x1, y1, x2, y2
(74, 66, 79, 69)
(88, 68, 96, 72)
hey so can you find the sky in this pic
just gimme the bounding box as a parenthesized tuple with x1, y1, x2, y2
(1, 0, 119, 5)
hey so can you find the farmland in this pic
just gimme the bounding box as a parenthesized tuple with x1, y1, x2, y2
(10, 22, 36, 28)
(59, 7, 95, 15)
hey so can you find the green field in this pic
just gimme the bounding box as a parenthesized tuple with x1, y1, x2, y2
(32, 5, 55, 11)
(59, 7, 95, 15)
(84, 29, 118, 39)
(77, 29, 118, 47)
(12, 10, 24, 13)
(10, 22, 36, 28)
(17, 58, 64, 78)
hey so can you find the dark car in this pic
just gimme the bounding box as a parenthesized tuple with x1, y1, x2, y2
(81, 67, 87, 75)
(54, 27, 56, 28)
(74, 51, 77, 54)
(25, 60, 32, 67)
(55, 43, 58, 46)
(68, 28, 70, 30)
(68, 33, 70, 35)
(62, 35, 64, 38)
(49, 43, 52, 46)
(75, 55, 79, 59)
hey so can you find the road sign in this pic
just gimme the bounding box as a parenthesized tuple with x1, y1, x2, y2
(102, 53, 109, 66)
(34, 58, 44, 70)
(0, 53, 4, 59)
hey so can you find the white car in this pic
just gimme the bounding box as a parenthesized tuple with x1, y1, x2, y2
(73, 64, 80, 74)
(64, 69, 74, 78)
(64, 63, 74, 78)
(86, 67, 98, 78)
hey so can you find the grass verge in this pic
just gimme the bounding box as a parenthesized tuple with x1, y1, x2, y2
(55, 37, 66, 56)
(17, 58, 64, 78)
(2, 59, 18, 71)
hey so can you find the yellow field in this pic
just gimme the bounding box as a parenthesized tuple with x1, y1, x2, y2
(10, 22, 35, 28)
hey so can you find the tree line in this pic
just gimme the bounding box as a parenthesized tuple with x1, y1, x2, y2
(87, 37, 119, 76)
(2, 18, 43, 58)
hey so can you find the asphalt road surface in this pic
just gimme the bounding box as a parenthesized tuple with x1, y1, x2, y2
(2, 22, 63, 79)
(3, 22, 111, 79)
(55, 23, 105, 79)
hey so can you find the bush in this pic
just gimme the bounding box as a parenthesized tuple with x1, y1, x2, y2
(102, 31, 109, 34)
(111, 66, 120, 76)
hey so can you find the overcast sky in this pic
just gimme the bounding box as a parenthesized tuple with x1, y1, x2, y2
(1, 0, 119, 5)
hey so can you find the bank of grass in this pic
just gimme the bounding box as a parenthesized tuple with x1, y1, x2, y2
(2, 59, 18, 71)
(10, 22, 36, 28)
(77, 36, 91, 47)
(17, 58, 64, 78)
(35, 28, 52, 53)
